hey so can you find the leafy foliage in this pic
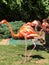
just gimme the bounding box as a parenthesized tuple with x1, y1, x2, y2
(0, 0, 49, 21)
(20, 0, 49, 21)
(0, 0, 49, 44)
(0, 0, 23, 10)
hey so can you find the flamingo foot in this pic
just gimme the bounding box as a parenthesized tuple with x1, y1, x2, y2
(27, 54, 32, 61)
(28, 56, 30, 61)
(23, 59, 26, 64)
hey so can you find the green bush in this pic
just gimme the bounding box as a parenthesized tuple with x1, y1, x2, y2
(0, 0, 49, 21)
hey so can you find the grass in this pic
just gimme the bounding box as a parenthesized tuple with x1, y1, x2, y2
(0, 39, 49, 65)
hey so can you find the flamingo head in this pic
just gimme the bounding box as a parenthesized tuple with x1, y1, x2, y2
(0, 19, 7, 24)
(42, 19, 47, 23)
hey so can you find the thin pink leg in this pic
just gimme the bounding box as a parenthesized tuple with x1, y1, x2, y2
(23, 37, 27, 63)
(28, 39, 36, 61)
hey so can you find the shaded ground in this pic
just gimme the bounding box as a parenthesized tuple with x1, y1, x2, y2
(0, 39, 49, 51)
(0, 38, 42, 45)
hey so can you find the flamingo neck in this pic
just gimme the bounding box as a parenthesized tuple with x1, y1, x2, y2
(5, 22, 17, 37)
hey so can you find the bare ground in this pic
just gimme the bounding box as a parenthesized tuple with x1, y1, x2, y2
(0, 39, 10, 45)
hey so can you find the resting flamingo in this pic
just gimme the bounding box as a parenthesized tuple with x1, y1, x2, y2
(0, 19, 45, 63)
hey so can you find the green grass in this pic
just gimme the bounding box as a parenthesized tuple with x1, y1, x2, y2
(0, 41, 49, 65)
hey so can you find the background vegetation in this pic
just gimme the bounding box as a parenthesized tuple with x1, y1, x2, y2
(0, 0, 49, 21)
(0, 0, 49, 45)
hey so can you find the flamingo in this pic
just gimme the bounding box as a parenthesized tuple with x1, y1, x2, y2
(28, 20, 41, 32)
(0, 19, 45, 63)
(42, 19, 49, 33)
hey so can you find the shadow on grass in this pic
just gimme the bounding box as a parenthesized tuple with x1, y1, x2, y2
(27, 44, 49, 53)
(27, 44, 45, 51)
(30, 55, 45, 59)
(21, 54, 45, 60)
(44, 43, 49, 53)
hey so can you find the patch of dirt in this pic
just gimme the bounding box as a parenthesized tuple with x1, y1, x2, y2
(36, 59, 48, 64)
(30, 59, 49, 64)
(13, 61, 22, 65)
(0, 39, 10, 45)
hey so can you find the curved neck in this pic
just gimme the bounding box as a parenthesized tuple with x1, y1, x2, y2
(5, 22, 17, 37)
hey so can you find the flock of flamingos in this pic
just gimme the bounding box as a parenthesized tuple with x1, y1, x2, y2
(0, 18, 49, 63)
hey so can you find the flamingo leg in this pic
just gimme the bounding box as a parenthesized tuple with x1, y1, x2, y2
(28, 39, 36, 61)
(35, 26, 37, 32)
(23, 37, 27, 63)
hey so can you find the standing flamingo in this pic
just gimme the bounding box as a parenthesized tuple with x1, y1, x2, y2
(31, 20, 41, 32)
(42, 19, 49, 29)
(42, 19, 49, 33)
(0, 19, 45, 63)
